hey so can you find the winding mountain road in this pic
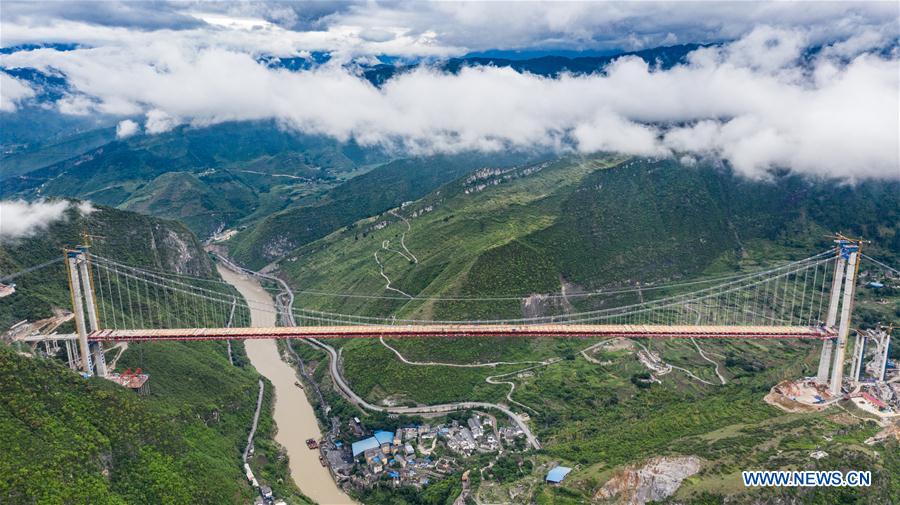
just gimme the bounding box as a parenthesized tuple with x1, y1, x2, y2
(691, 337, 727, 385)
(379, 336, 544, 368)
(388, 209, 418, 263)
(374, 250, 413, 298)
(216, 255, 542, 450)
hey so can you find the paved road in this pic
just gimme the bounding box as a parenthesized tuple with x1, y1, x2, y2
(217, 263, 355, 505)
(243, 379, 265, 463)
(304, 335, 541, 449)
(313, 328, 542, 450)
(380, 336, 543, 368)
(215, 254, 542, 450)
(485, 360, 561, 414)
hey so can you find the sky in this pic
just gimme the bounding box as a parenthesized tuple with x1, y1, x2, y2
(1, 1, 898, 180)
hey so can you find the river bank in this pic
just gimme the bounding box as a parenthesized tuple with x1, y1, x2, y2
(217, 264, 354, 505)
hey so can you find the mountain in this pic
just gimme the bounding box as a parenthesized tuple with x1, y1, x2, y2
(0, 203, 214, 328)
(274, 155, 900, 321)
(361, 44, 705, 85)
(1, 126, 117, 179)
(118, 170, 257, 238)
(256, 155, 896, 407)
(228, 150, 546, 268)
(265, 156, 900, 503)
(2, 121, 388, 237)
(0, 202, 311, 504)
(0, 44, 705, 243)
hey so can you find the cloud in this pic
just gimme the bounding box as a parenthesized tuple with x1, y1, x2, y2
(144, 109, 178, 134)
(0, 199, 98, 241)
(1, 1, 205, 31)
(0, 5, 898, 180)
(75, 200, 96, 216)
(3, 2, 897, 59)
(115, 119, 139, 138)
(4, 26, 896, 180)
(259, 1, 900, 54)
(0, 199, 70, 240)
(0, 72, 36, 112)
(572, 113, 667, 157)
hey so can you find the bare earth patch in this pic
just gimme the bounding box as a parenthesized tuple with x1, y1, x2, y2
(764, 380, 829, 414)
(595, 456, 702, 505)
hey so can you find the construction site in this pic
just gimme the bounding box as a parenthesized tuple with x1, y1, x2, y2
(768, 326, 898, 423)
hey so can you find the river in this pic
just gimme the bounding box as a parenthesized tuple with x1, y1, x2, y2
(217, 265, 354, 505)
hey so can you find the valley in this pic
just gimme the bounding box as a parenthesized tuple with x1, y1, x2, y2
(2, 9, 899, 503)
(237, 154, 898, 503)
(2, 122, 385, 238)
(217, 263, 355, 505)
(0, 205, 313, 504)
(3, 151, 898, 504)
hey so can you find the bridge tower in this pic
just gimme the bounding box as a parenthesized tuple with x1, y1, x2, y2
(814, 238, 862, 396)
(849, 331, 867, 384)
(65, 247, 107, 377)
(815, 250, 846, 384)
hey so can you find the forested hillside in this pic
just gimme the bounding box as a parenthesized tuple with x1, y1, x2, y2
(2, 121, 386, 237)
(267, 155, 900, 503)
(229, 151, 543, 268)
(0, 202, 310, 505)
(275, 155, 900, 321)
(0, 203, 213, 329)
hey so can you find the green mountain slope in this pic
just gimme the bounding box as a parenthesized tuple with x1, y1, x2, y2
(0, 126, 117, 179)
(268, 155, 891, 404)
(0, 203, 214, 329)
(268, 156, 899, 503)
(3, 121, 386, 237)
(0, 203, 310, 505)
(228, 151, 543, 268)
(119, 171, 257, 237)
(444, 158, 900, 318)
(276, 155, 899, 322)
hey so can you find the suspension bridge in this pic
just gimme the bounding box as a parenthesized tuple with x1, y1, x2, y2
(8, 238, 897, 396)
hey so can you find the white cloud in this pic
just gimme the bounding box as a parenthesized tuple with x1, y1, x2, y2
(144, 109, 179, 134)
(320, 1, 899, 54)
(3, 2, 897, 60)
(0, 72, 36, 112)
(75, 200, 96, 215)
(0, 199, 99, 241)
(572, 113, 667, 157)
(115, 119, 139, 138)
(0, 6, 898, 180)
(0, 199, 70, 240)
(188, 12, 275, 31)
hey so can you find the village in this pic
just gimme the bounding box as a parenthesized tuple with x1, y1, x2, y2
(309, 412, 528, 491)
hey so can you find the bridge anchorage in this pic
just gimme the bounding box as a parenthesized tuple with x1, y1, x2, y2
(47, 237, 891, 397)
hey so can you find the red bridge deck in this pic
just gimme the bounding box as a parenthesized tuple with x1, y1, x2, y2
(88, 324, 831, 342)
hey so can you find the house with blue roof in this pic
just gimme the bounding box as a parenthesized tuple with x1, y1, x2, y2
(352, 436, 380, 457)
(354, 430, 400, 458)
(374, 430, 395, 445)
(546, 466, 572, 484)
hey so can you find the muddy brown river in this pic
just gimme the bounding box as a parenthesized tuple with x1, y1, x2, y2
(217, 265, 354, 505)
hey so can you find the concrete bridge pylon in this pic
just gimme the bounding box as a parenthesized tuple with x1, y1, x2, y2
(814, 237, 864, 396)
(65, 247, 106, 377)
